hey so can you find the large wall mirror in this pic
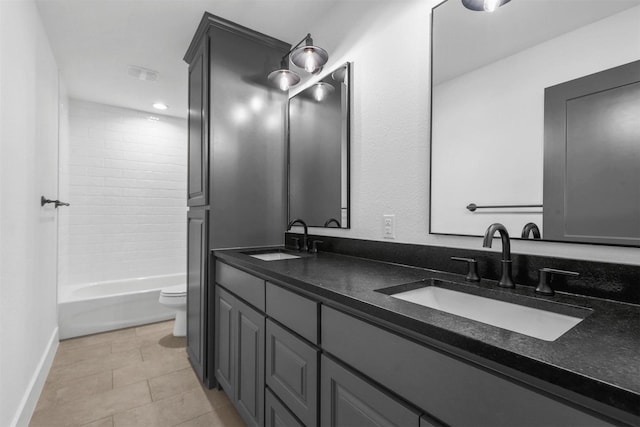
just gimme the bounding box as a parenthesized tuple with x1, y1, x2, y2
(288, 62, 351, 228)
(430, 0, 640, 246)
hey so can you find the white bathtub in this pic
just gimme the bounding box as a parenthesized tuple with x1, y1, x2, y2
(58, 274, 185, 339)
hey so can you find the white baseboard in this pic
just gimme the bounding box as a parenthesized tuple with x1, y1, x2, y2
(11, 327, 59, 427)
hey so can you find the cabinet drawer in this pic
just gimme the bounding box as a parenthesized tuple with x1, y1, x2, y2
(266, 319, 318, 426)
(266, 282, 319, 344)
(321, 306, 611, 427)
(216, 261, 265, 311)
(266, 387, 304, 427)
(321, 355, 420, 427)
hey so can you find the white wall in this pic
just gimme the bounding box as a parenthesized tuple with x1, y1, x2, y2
(431, 7, 640, 236)
(296, 0, 640, 265)
(0, 1, 61, 425)
(59, 100, 187, 288)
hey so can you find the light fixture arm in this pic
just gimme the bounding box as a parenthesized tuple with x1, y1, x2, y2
(279, 33, 313, 63)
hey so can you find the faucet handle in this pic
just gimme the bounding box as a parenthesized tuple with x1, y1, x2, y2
(536, 268, 580, 296)
(451, 257, 481, 282)
(310, 240, 323, 253)
(290, 237, 300, 251)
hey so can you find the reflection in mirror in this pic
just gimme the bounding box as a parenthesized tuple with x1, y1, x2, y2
(429, 0, 640, 246)
(288, 62, 351, 228)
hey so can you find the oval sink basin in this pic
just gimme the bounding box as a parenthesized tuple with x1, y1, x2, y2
(384, 281, 590, 341)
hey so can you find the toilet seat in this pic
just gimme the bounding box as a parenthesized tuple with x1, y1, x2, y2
(160, 284, 186, 297)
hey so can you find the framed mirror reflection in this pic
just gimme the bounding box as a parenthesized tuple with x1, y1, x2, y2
(288, 62, 351, 228)
(429, 0, 640, 246)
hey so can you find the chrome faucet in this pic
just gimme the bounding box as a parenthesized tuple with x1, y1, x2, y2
(482, 223, 515, 288)
(287, 219, 309, 252)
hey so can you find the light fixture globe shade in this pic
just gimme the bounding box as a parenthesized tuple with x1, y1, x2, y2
(461, 0, 511, 12)
(290, 45, 329, 74)
(313, 82, 335, 102)
(267, 69, 301, 91)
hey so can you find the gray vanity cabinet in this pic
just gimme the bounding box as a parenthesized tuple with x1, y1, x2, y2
(214, 284, 265, 427)
(322, 306, 612, 427)
(321, 355, 421, 427)
(184, 13, 289, 388)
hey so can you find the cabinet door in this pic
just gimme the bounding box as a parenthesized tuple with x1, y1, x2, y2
(186, 208, 207, 381)
(321, 355, 420, 427)
(215, 286, 234, 395)
(266, 387, 305, 427)
(187, 38, 208, 207)
(235, 298, 265, 427)
(266, 319, 318, 426)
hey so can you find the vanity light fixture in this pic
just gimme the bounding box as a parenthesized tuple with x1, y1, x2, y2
(462, 0, 511, 12)
(267, 58, 301, 91)
(267, 33, 329, 91)
(153, 102, 168, 110)
(290, 34, 328, 73)
(313, 82, 334, 102)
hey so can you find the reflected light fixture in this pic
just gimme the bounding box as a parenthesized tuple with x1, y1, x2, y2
(313, 82, 334, 102)
(462, 0, 511, 12)
(153, 102, 168, 110)
(268, 33, 329, 91)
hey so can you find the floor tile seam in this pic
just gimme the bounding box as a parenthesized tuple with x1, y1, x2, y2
(94, 380, 155, 423)
(51, 348, 143, 376)
(147, 365, 194, 381)
(169, 410, 213, 427)
(36, 378, 153, 424)
(44, 367, 115, 390)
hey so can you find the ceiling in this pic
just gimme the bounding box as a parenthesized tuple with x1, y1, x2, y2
(36, 0, 341, 119)
(433, 0, 640, 85)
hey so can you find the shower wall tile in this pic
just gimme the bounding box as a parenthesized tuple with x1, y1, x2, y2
(59, 99, 187, 287)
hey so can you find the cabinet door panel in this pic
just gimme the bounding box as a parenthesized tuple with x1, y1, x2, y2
(321, 355, 420, 427)
(266, 319, 318, 426)
(266, 387, 304, 427)
(235, 298, 265, 427)
(187, 40, 208, 207)
(186, 208, 207, 381)
(215, 286, 234, 394)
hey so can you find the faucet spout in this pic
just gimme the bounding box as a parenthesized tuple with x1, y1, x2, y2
(521, 222, 541, 239)
(482, 223, 515, 288)
(287, 219, 309, 252)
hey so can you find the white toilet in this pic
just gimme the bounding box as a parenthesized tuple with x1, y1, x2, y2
(159, 284, 187, 337)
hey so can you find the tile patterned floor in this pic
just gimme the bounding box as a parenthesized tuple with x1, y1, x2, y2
(30, 321, 246, 427)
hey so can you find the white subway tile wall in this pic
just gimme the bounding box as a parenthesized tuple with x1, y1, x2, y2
(59, 99, 187, 287)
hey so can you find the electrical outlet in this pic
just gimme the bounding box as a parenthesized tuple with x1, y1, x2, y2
(383, 214, 395, 239)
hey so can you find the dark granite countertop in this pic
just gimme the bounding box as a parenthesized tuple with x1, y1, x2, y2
(214, 248, 640, 424)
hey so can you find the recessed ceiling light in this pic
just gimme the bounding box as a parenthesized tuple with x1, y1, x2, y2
(153, 102, 168, 110)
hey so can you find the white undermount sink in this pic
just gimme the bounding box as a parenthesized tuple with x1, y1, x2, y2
(390, 285, 587, 341)
(248, 252, 301, 261)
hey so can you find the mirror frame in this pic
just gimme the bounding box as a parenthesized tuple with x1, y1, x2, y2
(287, 62, 352, 229)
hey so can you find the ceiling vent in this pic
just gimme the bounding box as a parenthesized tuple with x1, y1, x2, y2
(127, 65, 159, 82)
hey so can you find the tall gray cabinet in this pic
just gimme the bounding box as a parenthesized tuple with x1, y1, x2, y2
(183, 13, 289, 387)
